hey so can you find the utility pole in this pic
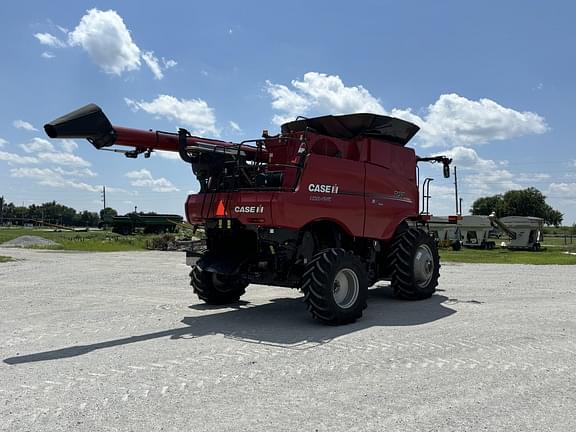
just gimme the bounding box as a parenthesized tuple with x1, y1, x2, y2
(453, 166, 459, 215)
(101, 186, 106, 210)
(459, 198, 463, 216)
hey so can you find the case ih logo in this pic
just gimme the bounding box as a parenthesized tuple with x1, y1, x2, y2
(234, 205, 264, 214)
(308, 183, 339, 194)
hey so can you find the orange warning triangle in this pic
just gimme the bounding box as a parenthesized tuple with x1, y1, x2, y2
(215, 200, 225, 217)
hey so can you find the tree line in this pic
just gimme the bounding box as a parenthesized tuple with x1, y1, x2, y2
(470, 187, 563, 226)
(0, 197, 118, 227)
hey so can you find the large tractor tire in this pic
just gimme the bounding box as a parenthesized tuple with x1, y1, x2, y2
(301, 248, 368, 325)
(388, 228, 440, 300)
(190, 266, 248, 305)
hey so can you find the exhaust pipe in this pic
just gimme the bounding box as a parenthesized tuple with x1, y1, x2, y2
(44, 103, 117, 149)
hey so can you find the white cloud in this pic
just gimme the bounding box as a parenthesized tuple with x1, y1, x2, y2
(266, 72, 384, 125)
(53, 167, 98, 177)
(20, 137, 55, 153)
(125, 169, 179, 192)
(142, 51, 163, 80)
(68, 9, 141, 75)
(41, 51, 56, 59)
(163, 58, 177, 69)
(17, 138, 90, 167)
(13, 120, 38, 132)
(61, 139, 79, 153)
(37, 152, 91, 167)
(125, 95, 218, 136)
(10, 167, 101, 192)
(59, 9, 174, 80)
(33, 32, 66, 48)
(0, 151, 39, 165)
(266, 72, 548, 147)
(229, 121, 242, 133)
(398, 93, 549, 147)
(0, 137, 7, 148)
(548, 183, 576, 199)
(442, 146, 498, 171)
(155, 151, 181, 160)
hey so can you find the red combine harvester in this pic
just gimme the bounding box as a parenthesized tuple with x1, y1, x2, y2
(45, 104, 454, 324)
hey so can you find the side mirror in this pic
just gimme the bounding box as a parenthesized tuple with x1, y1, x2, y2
(443, 162, 450, 178)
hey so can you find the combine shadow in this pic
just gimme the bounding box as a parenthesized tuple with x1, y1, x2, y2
(4, 286, 456, 365)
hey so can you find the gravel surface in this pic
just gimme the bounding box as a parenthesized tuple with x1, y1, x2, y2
(0, 248, 575, 431)
(0, 235, 59, 248)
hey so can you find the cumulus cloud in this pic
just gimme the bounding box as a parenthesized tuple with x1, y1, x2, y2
(53, 167, 98, 177)
(68, 9, 141, 75)
(34, 9, 176, 79)
(141, 51, 165, 80)
(394, 94, 549, 147)
(548, 183, 576, 199)
(37, 152, 91, 167)
(10, 167, 101, 192)
(33, 32, 66, 48)
(266, 72, 548, 147)
(0, 137, 7, 148)
(266, 72, 384, 124)
(13, 120, 38, 132)
(125, 169, 178, 192)
(20, 137, 55, 153)
(125, 95, 218, 136)
(18, 137, 90, 167)
(61, 139, 79, 153)
(0, 151, 39, 165)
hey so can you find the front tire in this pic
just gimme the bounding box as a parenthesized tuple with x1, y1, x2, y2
(389, 228, 440, 300)
(190, 266, 247, 305)
(301, 248, 368, 325)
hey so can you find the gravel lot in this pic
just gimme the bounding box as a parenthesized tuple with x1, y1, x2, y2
(1, 248, 575, 431)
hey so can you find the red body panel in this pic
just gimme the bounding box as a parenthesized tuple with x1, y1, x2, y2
(185, 132, 421, 241)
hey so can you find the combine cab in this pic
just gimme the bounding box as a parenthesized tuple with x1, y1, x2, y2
(45, 104, 454, 324)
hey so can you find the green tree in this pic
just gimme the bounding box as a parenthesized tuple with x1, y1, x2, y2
(471, 187, 563, 226)
(99, 207, 118, 222)
(470, 194, 505, 217)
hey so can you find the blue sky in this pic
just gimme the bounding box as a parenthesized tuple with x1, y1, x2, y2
(1, 1, 575, 223)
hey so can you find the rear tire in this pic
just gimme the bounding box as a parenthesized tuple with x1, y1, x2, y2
(301, 248, 368, 325)
(190, 266, 247, 305)
(389, 228, 440, 300)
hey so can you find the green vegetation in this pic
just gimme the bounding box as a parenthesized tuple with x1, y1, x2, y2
(441, 244, 576, 265)
(0, 198, 102, 227)
(471, 187, 563, 226)
(0, 255, 14, 263)
(0, 228, 152, 252)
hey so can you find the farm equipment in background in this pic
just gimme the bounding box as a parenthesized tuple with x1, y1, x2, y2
(489, 214, 544, 251)
(107, 213, 184, 235)
(44, 103, 455, 325)
(428, 216, 462, 251)
(458, 215, 497, 249)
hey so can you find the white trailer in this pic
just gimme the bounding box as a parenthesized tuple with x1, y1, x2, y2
(459, 215, 496, 249)
(428, 216, 462, 250)
(495, 216, 544, 251)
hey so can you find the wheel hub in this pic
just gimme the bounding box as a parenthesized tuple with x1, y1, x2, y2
(413, 244, 435, 288)
(332, 268, 359, 309)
